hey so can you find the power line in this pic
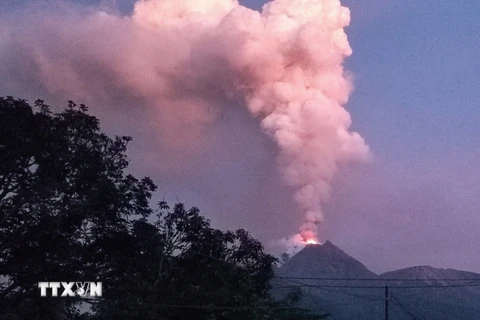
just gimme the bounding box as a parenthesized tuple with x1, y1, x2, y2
(276, 277, 382, 302)
(390, 282, 480, 289)
(27, 227, 480, 290)
(273, 284, 382, 289)
(391, 295, 420, 320)
(10, 214, 480, 285)
(129, 302, 296, 310)
(275, 277, 386, 315)
(148, 242, 480, 290)
(271, 282, 480, 289)
(175, 247, 480, 287)
(83, 297, 302, 310)
(275, 276, 480, 281)
(392, 291, 480, 314)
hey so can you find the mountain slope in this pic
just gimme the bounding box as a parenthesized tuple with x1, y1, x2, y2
(381, 265, 480, 281)
(277, 241, 376, 279)
(273, 241, 480, 320)
(379, 265, 480, 320)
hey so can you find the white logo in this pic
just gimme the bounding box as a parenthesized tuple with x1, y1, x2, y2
(38, 282, 102, 297)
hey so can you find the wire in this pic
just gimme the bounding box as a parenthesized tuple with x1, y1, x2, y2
(273, 277, 385, 314)
(131, 302, 296, 310)
(271, 282, 480, 289)
(161, 245, 480, 287)
(8, 212, 480, 285)
(392, 291, 480, 313)
(275, 276, 480, 281)
(10, 221, 480, 290)
(391, 282, 480, 289)
(391, 295, 420, 320)
(81, 296, 303, 310)
(276, 277, 382, 302)
(133, 239, 480, 290)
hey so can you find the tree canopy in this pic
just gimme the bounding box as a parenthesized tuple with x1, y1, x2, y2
(0, 97, 323, 320)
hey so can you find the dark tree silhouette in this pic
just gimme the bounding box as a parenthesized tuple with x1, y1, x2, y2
(88, 202, 324, 320)
(0, 97, 156, 319)
(0, 97, 323, 320)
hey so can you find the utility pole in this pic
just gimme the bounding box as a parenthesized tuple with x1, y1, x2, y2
(385, 286, 389, 320)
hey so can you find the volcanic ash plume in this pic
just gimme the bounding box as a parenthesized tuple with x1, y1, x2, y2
(0, 0, 370, 246)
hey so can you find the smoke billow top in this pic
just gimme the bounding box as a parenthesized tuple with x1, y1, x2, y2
(0, 0, 370, 250)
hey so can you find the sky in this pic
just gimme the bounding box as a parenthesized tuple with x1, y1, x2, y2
(1, 0, 479, 274)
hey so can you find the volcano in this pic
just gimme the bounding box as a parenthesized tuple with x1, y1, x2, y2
(273, 241, 480, 320)
(277, 241, 376, 280)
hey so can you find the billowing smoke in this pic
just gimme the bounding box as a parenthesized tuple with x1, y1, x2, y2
(0, 0, 370, 248)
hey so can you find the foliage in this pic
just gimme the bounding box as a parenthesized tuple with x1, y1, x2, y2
(0, 97, 156, 319)
(0, 97, 323, 320)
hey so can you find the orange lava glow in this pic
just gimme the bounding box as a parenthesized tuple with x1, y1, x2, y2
(305, 238, 319, 245)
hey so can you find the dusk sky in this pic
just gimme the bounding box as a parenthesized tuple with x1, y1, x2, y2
(1, 0, 479, 274)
